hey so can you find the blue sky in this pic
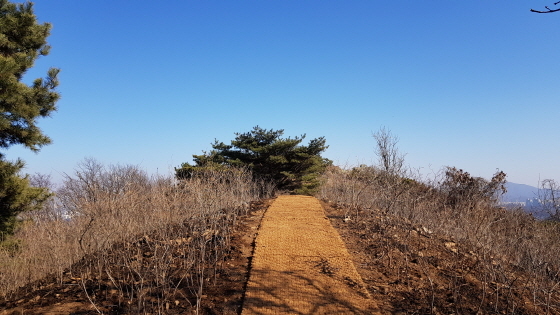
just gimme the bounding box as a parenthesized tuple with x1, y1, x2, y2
(6, 1, 560, 186)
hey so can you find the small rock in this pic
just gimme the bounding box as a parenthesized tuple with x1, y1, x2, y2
(422, 226, 432, 234)
(444, 242, 458, 253)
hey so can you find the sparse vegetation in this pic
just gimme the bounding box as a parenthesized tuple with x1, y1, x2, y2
(0, 159, 267, 313)
(319, 131, 560, 314)
(538, 178, 560, 221)
(0, 0, 556, 313)
(2, 128, 560, 314)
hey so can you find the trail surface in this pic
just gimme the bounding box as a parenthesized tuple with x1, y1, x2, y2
(242, 195, 379, 315)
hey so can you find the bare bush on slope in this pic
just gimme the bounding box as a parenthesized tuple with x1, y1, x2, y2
(320, 165, 560, 314)
(0, 159, 269, 314)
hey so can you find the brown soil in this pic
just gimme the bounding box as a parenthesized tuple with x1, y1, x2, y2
(0, 200, 271, 315)
(322, 200, 548, 315)
(0, 196, 553, 314)
(242, 195, 378, 314)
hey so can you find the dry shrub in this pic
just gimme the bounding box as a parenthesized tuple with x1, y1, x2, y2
(319, 165, 560, 313)
(0, 158, 266, 313)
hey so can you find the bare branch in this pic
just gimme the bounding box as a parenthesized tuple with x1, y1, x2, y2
(531, 2, 560, 13)
(372, 127, 405, 176)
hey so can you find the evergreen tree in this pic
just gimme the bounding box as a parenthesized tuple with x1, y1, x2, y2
(176, 126, 331, 194)
(0, 0, 59, 233)
(0, 159, 51, 233)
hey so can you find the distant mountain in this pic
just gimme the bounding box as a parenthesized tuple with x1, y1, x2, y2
(503, 182, 539, 203)
(501, 182, 550, 219)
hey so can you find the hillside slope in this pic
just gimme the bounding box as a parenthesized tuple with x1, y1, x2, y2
(323, 201, 549, 314)
(1, 197, 556, 314)
(503, 182, 539, 203)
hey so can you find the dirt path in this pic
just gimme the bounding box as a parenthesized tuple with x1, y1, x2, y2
(241, 195, 379, 315)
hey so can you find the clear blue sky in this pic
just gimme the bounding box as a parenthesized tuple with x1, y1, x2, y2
(7, 1, 560, 186)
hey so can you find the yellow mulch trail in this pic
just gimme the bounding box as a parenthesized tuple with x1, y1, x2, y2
(242, 195, 379, 315)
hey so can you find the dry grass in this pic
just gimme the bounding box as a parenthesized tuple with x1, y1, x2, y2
(5, 156, 560, 313)
(0, 159, 270, 313)
(319, 165, 560, 314)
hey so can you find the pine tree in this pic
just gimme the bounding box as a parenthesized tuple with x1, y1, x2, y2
(0, 159, 51, 233)
(176, 126, 331, 194)
(0, 0, 59, 234)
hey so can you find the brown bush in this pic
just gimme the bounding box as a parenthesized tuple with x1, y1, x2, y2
(319, 165, 560, 313)
(0, 159, 266, 313)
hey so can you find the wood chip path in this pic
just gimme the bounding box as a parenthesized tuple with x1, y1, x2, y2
(242, 195, 379, 314)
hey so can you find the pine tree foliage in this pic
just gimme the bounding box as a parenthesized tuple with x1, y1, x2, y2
(0, 0, 59, 234)
(0, 0, 60, 153)
(0, 158, 51, 234)
(176, 126, 331, 194)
